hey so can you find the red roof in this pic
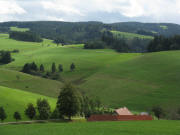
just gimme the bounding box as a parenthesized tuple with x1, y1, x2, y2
(115, 107, 133, 115)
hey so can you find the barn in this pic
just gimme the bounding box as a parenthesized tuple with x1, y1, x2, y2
(88, 107, 153, 122)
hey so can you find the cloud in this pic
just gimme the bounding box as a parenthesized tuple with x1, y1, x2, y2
(0, 0, 26, 15)
(0, 0, 180, 24)
(41, 0, 84, 16)
(46, 16, 64, 21)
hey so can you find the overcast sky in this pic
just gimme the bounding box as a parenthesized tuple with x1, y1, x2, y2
(0, 0, 180, 24)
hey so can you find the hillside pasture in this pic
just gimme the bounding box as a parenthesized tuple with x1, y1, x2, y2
(1, 33, 180, 112)
(0, 86, 56, 122)
(10, 27, 30, 32)
(111, 31, 154, 40)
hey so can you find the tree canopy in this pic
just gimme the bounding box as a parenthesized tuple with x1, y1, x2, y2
(57, 83, 81, 120)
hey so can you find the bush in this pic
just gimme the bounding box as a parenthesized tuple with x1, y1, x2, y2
(11, 49, 19, 53)
(152, 106, 165, 119)
(50, 108, 62, 119)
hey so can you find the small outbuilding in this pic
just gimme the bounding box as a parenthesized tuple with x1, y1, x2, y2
(115, 107, 133, 115)
(88, 107, 153, 122)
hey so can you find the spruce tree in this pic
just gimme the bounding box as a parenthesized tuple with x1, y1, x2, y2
(40, 64, 45, 72)
(0, 107, 7, 122)
(31, 62, 38, 71)
(58, 64, 63, 72)
(70, 63, 75, 71)
(37, 99, 51, 120)
(22, 63, 31, 73)
(25, 103, 36, 120)
(14, 111, 21, 122)
(51, 62, 56, 73)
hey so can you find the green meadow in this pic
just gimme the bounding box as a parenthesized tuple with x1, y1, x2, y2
(0, 85, 56, 122)
(1, 33, 180, 120)
(111, 30, 154, 40)
(0, 120, 179, 135)
(10, 27, 30, 32)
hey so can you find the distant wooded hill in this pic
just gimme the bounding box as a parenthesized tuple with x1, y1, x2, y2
(0, 21, 180, 43)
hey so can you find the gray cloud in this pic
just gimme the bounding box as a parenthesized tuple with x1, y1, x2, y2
(0, 0, 180, 24)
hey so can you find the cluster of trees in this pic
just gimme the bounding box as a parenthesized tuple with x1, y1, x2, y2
(151, 106, 180, 120)
(0, 50, 13, 64)
(0, 83, 110, 122)
(147, 35, 180, 52)
(136, 30, 156, 36)
(84, 40, 106, 49)
(54, 37, 65, 46)
(21, 62, 76, 80)
(0, 26, 9, 33)
(102, 31, 152, 52)
(84, 31, 130, 52)
(84, 30, 151, 52)
(9, 31, 42, 42)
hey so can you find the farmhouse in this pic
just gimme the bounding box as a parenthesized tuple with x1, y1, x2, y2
(88, 107, 153, 122)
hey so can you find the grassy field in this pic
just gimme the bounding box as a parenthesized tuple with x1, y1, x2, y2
(0, 85, 56, 122)
(0, 120, 179, 135)
(1, 33, 180, 113)
(111, 30, 154, 40)
(10, 27, 30, 32)
(0, 68, 62, 97)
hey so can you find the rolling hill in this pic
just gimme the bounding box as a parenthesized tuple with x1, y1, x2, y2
(1, 21, 180, 43)
(1, 32, 180, 116)
(0, 86, 56, 122)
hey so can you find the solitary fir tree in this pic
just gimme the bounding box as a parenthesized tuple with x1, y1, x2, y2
(0, 107, 7, 122)
(51, 62, 56, 73)
(13, 111, 21, 122)
(58, 64, 63, 72)
(25, 103, 36, 120)
(70, 63, 75, 72)
(40, 64, 45, 72)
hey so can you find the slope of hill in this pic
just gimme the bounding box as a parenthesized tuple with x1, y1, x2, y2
(0, 86, 56, 122)
(1, 33, 180, 112)
(0, 68, 62, 98)
(79, 51, 180, 110)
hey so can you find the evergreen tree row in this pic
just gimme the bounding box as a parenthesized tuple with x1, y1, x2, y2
(147, 35, 180, 52)
(84, 30, 151, 52)
(21, 62, 76, 81)
(9, 31, 43, 42)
